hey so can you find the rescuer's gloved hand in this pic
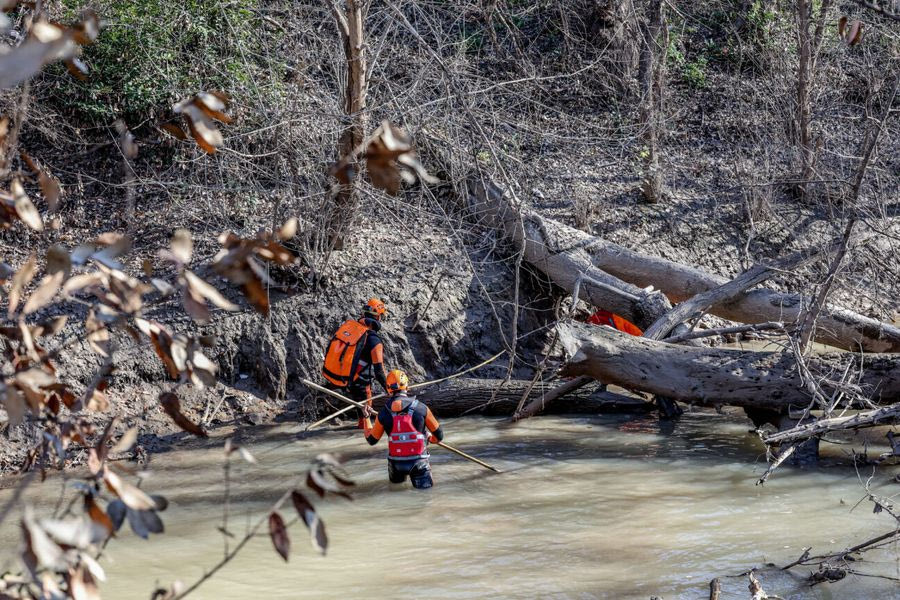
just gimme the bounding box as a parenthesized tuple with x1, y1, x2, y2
(428, 434, 440, 444)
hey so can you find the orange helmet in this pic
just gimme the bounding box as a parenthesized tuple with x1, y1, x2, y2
(386, 369, 408, 394)
(363, 297, 386, 320)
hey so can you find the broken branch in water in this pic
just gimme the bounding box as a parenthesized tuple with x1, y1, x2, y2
(761, 403, 900, 446)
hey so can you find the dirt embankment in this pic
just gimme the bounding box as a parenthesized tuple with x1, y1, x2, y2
(3, 1, 899, 476)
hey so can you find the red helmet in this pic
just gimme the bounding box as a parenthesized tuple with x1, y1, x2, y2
(363, 297, 386, 320)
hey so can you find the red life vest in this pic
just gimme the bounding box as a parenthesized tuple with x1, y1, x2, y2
(388, 399, 428, 460)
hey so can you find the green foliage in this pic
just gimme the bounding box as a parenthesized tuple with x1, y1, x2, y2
(667, 31, 708, 89)
(744, 0, 777, 49)
(53, 0, 269, 124)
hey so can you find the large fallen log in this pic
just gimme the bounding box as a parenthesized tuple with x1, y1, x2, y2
(467, 177, 670, 329)
(555, 321, 900, 410)
(467, 179, 900, 353)
(350, 377, 652, 417)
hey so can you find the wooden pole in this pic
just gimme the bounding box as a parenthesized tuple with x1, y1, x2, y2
(302, 378, 503, 473)
(305, 351, 506, 431)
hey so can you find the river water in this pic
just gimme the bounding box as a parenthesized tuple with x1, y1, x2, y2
(2, 411, 898, 599)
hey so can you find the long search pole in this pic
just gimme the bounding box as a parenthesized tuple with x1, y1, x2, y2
(301, 378, 502, 473)
(305, 351, 506, 431)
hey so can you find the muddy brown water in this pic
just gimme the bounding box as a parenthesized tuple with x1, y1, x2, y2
(1, 412, 898, 599)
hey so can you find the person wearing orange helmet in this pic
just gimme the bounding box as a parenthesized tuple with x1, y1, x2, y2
(363, 369, 443, 489)
(322, 297, 389, 426)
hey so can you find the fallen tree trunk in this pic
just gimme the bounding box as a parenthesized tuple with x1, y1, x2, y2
(358, 377, 652, 417)
(467, 178, 671, 329)
(467, 178, 900, 353)
(556, 321, 900, 410)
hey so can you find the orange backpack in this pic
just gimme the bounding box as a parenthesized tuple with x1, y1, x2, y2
(322, 320, 369, 387)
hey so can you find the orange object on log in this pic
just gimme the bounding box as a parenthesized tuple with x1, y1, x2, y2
(586, 309, 643, 337)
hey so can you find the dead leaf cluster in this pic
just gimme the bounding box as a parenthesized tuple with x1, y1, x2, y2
(135, 318, 217, 389)
(267, 455, 354, 563)
(164, 92, 233, 154)
(838, 17, 864, 46)
(20, 506, 107, 600)
(211, 218, 298, 316)
(330, 121, 438, 195)
(0, 9, 100, 90)
(158, 229, 238, 323)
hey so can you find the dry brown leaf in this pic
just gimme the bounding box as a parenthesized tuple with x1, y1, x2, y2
(847, 20, 863, 46)
(174, 99, 223, 154)
(33, 315, 68, 338)
(63, 272, 104, 296)
(46, 245, 71, 277)
(114, 120, 138, 160)
(159, 391, 207, 438)
(160, 122, 188, 140)
(84, 387, 108, 412)
(65, 57, 89, 80)
(73, 8, 100, 45)
(91, 235, 131, 269)
(171, 228, 192, 264)
(2, 386, 26, 427)
(39, 517, 106, 548)
(357, 122, 437, 195)
(21, 152, 62, 212)
(84, 496, 113, 537)
(110, 427, 138, 454)
(278, 217, 298, 240)
(184, 270, 237, 310)
(8, 253, 37, 317)
(183, 287, 211, 323)
(69, 562, 103, 600)
(94, 232, 125, 246)
(268, 512, 290, 562)
(85, 312, 110, 357)
(12, 178, 43, 231)
(243, 276, 269, 316)
(22, 508, 66, 572)
(0, 29, 77, 89)
(291, 490, 328, 555)
(103, 468, 156, 510)
(23, 271, 64, 315)
(150, 331, 180, 379)
(194, 91, 233, 124)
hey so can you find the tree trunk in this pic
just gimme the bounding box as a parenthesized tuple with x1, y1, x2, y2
(638, 0, 667, 202)
(361, 378, 652, 417)
(467, 178, 672, 329)
(330, 0, 368, 249)
(792, 0, 832, 201)
(555, 320, 900, 410)
(469, 177, 900, 352)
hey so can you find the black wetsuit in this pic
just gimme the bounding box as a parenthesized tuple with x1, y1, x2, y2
(364, 393, 444, 489)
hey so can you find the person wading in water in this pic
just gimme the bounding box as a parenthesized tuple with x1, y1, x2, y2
(322, 298, 389, 427)
(362, 369, 444, 489)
